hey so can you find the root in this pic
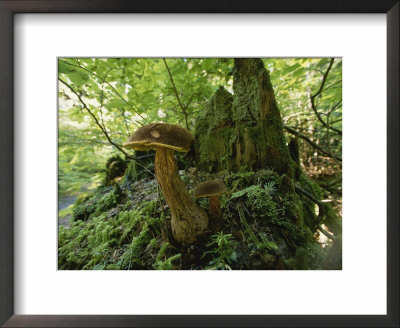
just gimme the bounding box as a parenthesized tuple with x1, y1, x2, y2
(295, 184, 336, 240)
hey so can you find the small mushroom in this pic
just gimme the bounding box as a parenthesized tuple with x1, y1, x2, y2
(194, 179, 227, 231)
(124, 123, 208, 245)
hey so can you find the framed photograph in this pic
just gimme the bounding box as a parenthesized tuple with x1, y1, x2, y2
(1, 1, 398, 327)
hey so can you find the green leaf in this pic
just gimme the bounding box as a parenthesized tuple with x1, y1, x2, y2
(107, 99, 127, 108)
(281, 63, 301, 76)
(93, 263, 106, 270)
(292, 67, 305, 77)
(68, 71, 89, 86)
(87, 79, 101, 93)
(58, 60, 76, 74)
(264, 241, 278, 251)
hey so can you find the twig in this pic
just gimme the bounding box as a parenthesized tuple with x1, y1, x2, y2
(96, 64, 132, 137)
(61, 78, 160, 170)
(321, 79, 342, 93)
(326, 108, 343, 166)
(312, 59, 334, 99)
(283, 110, 313, 121)
(98, 66, 124, 131)
(59, 77, 135, 160)
(284, 125, 342, 162)
(134, 160, 156, 179)
(162, 58, 190, 130)
(60, 79, 158, 174)
(184, 94, 194, 111)
(62, 79, 158, 181)
(330, 99, 343, 113)
(310, 58, 342, 135)
(59, 59, 148, 125)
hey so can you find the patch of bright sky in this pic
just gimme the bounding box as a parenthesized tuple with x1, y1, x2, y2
(157, 109, 166, 118)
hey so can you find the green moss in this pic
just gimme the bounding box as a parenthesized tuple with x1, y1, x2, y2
(58, 193, 164, 270)
(194, 87, 235, 173)
(154, 241, 182, 270)
(59, 165, 339, 270)
(296, 174, 342, 236)
(288, 137, 301, 179)
(195, 60, 295, 177)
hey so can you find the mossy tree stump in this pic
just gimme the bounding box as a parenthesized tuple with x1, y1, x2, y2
(194, 58, 341, 247)
(195, 58, 294, 178)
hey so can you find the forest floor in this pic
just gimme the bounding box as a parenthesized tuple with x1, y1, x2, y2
(58, 163, 342, 270)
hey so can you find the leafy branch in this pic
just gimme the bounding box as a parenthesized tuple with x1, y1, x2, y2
(310, 58, 342, 135)
(59, 59, 149, 125)
(98, 66, 131, 137)
(60, 72, 157, 181)
(163, 58, 190, 130)
(59, 77, 134, 160)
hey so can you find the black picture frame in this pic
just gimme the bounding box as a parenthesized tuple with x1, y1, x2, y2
(0, 1, 398, 327)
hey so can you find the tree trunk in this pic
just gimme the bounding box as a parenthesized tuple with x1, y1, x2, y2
(195, 86, 234, 172)
(195, 58, 294, 177)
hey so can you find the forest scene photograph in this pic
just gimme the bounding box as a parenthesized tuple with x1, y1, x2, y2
(58, 57, 342, 270)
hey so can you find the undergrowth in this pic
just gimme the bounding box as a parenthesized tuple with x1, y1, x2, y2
(58, 166, 340, 270)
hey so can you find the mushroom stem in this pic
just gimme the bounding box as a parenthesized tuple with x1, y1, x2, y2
(208, 195, 222, 230)
(154, 146, 208, 244)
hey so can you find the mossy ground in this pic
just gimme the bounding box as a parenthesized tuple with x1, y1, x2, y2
(58, 162, 341, 270)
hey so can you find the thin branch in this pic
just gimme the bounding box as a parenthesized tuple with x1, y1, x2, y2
(59, 59, 148, 125)
(304, 67, 325, 74)
(320, 99, 342, 118)
(59, 77, 134, 160)
(283, 110, 313, 121)
(284, 125, 342, 162)
(60, 78, 160, 180)
(59, 141, 109, 146)
(312, 58, 334, 98)
(98, 67, 118, 131)
(330, 118, 342, 124)
(60, 78, 160, 203)
(162, 58, 189, 130)
(331, 99, 342, 111)
(184, 94, 194, 110)
(310, 58, 342, 135)
(326, 108, 342, 166)
(321, 79, 342, 93)
(97, 66, 131, 137)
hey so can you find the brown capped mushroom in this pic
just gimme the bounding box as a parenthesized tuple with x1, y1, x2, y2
(194, 179, 227, 230)
(124, 123, 208, 245)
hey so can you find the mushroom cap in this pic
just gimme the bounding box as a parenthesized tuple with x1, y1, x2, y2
(123, 123, 194, 152)
(194, 179, 227, 198)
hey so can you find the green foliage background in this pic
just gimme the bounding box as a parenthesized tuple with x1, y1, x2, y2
(59, 57, 341, 197)
(58, 58, 342, 270)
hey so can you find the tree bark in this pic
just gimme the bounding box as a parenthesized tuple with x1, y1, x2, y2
(195, 58, 294, 177)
